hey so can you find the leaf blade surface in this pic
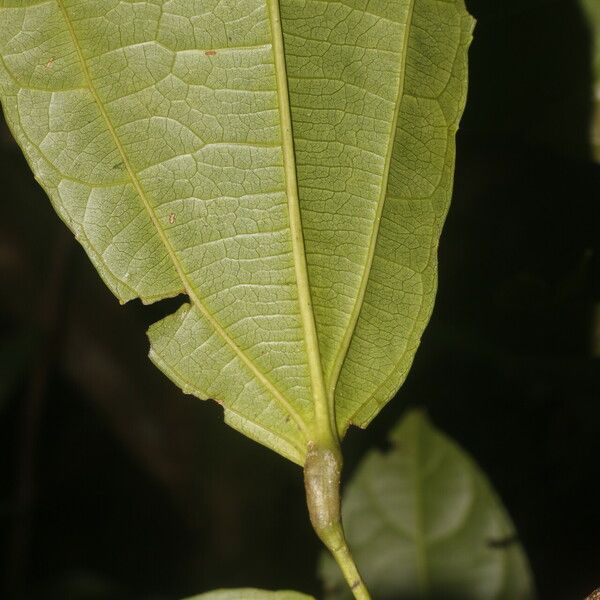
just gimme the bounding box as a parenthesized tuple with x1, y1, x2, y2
(0, 0, 473, 462)
(1, 0, 316, 463)
(282, 0, 474, 433)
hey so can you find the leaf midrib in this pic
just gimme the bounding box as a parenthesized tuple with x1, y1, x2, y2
(55, 0, 311, 443)
(326, 0, 417, 406)
(267, 0, 334, 446)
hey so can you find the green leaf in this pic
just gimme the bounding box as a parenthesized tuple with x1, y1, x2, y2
(320, 411, 536, 600)
(0, 0, 473, 464)
(185, 590, 314, 600)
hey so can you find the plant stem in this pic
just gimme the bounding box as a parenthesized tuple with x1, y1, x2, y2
(326, 537, 371, 600)
(304, 443, 371, 600)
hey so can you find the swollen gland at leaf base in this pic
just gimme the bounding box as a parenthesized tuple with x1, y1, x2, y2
(304, 442, 371, 600)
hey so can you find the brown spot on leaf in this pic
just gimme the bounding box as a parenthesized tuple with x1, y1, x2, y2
(46, 57, 54, 69)
(205, 50, 217, 57)
(168, 213, 176, 224)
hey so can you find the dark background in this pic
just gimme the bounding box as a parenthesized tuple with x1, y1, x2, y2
(1, 0, 599, 598)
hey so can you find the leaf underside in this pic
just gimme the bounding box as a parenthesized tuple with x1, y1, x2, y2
(320, 411, 536, 600)
(0, 0, 473, 464)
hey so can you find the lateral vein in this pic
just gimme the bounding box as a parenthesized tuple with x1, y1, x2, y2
(55, 0, 310, 442)
(326, 0, 416, 407)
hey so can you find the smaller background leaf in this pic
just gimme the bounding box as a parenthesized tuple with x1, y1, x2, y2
(320, 411, 535, 600)
(185, 591, 314, 600)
